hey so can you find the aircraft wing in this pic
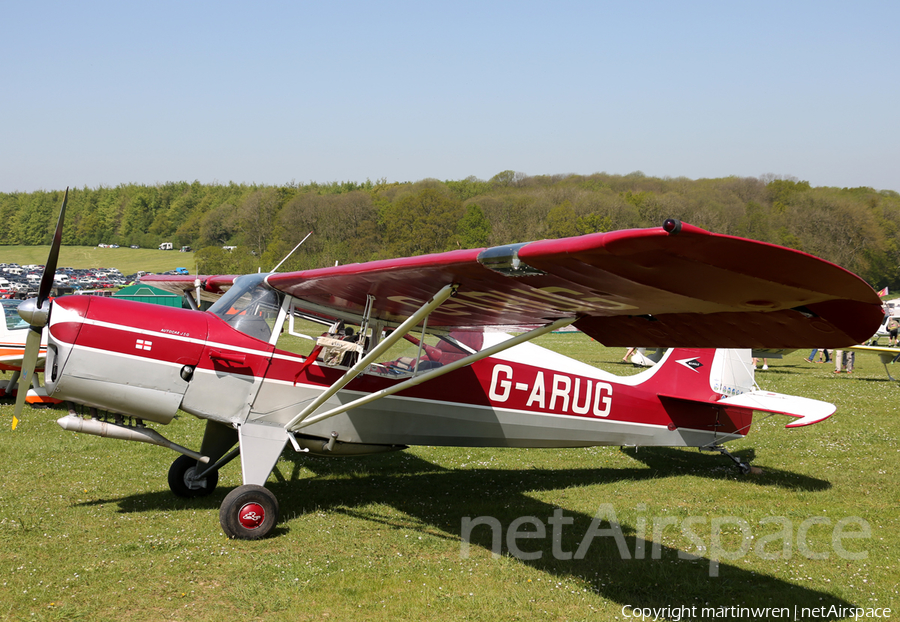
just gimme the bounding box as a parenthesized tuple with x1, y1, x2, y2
(847, 344, 900, 381)
(142, 221, 883, 348)
(135, 274, 240, 304)
(847, 344, 900, 359)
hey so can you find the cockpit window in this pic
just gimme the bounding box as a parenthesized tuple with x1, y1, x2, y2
(207, 274, 283, 342)
(0, 299, 28, 331)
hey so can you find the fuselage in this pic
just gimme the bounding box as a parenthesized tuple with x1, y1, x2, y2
(43, 292, 753, 453)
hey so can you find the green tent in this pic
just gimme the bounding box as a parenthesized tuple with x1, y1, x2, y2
(112, 283, 183, 308)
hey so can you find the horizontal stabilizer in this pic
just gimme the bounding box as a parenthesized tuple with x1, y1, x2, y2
(718, 391, 835, 428)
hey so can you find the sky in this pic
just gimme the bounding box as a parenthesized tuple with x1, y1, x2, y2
(2, 1, 898, 193)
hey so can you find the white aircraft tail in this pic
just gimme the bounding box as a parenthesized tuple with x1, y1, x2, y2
(648, 348, 834, 428)
(710, 349, 835, 427)
(708, 349, 756, 397)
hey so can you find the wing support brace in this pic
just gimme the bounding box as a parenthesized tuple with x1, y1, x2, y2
(290, 316, 577, 432)
(878, 353, 900, 381)
(283, 284, 458, 430)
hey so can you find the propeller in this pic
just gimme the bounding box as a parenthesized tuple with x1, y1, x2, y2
(12, 188, 68, 430)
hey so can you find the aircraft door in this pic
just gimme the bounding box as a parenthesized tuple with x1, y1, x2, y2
(179, 319, 275, 425)
(179, 275, 280, 426)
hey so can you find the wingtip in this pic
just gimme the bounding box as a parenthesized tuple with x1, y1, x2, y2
(784, 408, 835, 428)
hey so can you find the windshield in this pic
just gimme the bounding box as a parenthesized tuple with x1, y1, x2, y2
(207, 274, 283, 342)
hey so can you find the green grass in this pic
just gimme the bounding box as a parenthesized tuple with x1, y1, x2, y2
(0, 340, 897, 621)
(0, 246, 196, 275)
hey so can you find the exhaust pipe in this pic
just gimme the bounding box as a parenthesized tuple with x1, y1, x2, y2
(57, 414, 209, 463)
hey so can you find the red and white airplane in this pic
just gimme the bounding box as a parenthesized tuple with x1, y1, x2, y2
(13, 192, 884, 539)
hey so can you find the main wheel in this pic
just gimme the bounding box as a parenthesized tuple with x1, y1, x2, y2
(219, 485, 279, 540)
(168, 454, 218, 498)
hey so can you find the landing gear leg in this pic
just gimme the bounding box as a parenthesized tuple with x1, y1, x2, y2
(220, 422, 289, 539)
(219, 485, 279, 540)
(703, 445, 752, 475)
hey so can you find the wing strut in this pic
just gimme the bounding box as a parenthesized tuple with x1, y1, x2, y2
(290, 316, 576, 432)
(283, 284, 458, 430)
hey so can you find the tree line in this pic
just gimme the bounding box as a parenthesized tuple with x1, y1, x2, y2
(1, 172, 898, 289)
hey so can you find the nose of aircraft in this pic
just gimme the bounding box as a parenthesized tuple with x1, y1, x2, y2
(16, 296, 51, 328)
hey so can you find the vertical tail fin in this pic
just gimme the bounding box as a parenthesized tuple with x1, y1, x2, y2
(708, 349, 756, 397)
(639, 348, 755, 400)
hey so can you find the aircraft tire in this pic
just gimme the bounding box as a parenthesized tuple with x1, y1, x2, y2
(168, 454, 218, 498)
(219, 485, 280, 540)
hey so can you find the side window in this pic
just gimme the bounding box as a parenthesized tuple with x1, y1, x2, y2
(273, 298, 356, 361)
(366, 330, 483, 377)
(275, 310, 325, 357)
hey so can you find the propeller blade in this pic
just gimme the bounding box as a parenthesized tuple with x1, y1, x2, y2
(37, 187, 68, 307)
(12, 188, 68, 430)
(12, 326, 43, 430)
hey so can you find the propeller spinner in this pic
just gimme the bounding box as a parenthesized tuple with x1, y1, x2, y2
(12, 188, 68, 430)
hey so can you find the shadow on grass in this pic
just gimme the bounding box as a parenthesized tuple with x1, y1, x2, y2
(754, 365, 802, 376)
(834, 374, 900, 384)
(78, 447, 854, 616)
(620, 446, 832, 491)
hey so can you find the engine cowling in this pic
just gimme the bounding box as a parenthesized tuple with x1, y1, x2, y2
(45, 295, 209, 424)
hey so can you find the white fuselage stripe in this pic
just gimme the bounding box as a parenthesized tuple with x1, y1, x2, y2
(66, 316, 298, 361)
(265, 377, 686, 433)
(68, 342, 186, 370)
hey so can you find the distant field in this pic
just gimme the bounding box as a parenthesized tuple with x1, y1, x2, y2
(0, 245, 196, 275)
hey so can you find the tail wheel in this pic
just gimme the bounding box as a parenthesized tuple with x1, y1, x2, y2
(168, 454, 218, 498)
(220, 485, 279, 540)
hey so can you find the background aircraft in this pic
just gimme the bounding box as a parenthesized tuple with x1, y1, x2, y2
(11, 195, 884, 539)
(0, 298, 49, 402)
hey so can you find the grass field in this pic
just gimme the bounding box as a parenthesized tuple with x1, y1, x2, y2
(0, 246, 196, 276)
(0, 337, 897, 621)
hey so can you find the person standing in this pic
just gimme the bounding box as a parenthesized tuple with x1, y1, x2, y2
(888, 317, 899, 346)
(834, 350, 855, 374)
